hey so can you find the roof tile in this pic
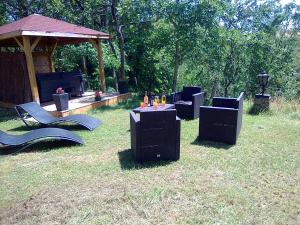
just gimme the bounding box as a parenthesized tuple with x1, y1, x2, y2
(0, 14, 109, 38)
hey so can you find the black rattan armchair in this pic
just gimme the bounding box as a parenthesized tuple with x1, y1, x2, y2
(130, 109, 180, 162)
(199, 92, 244, 145)
(171, 86, 204, 119)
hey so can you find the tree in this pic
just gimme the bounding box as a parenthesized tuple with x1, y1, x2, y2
(1, 0, 299, 98)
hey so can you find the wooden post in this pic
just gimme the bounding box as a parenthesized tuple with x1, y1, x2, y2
(48, 42, 57, 72)
(90, 39, 106, 93)
(23, 36, 40, 103)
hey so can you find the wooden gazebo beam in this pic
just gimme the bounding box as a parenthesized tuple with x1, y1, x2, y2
(90, 39, 106, 93)
(14, 36, 41, 103)
(15, 36, 40, 104)
(31, 37, 41, 51)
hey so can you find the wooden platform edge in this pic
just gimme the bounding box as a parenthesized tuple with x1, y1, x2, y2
(49, 92, 132, 117)
(0, 101, 16, 108)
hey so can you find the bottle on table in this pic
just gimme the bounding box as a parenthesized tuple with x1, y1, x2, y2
(155, 95, 159, 104)
(162, 94, 166, 107)
(144, 91, 149, 106)
(150, 97, 154, 106)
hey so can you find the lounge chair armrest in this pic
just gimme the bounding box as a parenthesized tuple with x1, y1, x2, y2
(200, 106, 238, 113)
(236, 92, 245, 102)
(130, 111, 140, 136)
(176, 116, 181, 135)
(130, 111, 140, 123)
(130, 111, 140, 159)
(130, 112, 140, 143)
(193, 92, 205, 109)
(175, 116, 181, 160)
(171, 91, 182, 103)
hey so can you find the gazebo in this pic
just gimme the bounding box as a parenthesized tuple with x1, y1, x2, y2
(0, 14, 110, 106)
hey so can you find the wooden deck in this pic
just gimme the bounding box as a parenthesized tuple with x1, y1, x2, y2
(0, 92, 131, 117)
(42, 92, 131, 117)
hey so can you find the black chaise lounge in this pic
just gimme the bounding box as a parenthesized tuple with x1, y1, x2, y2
(15, 102, 101, 131)
(199, 92, 245, 145)
(130, 109, 181, 162)
(0, 128, 83, 151)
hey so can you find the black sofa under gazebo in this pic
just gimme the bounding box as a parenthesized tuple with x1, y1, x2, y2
(36, 71, 84, 103)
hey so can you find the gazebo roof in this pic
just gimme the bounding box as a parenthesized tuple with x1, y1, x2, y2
(0, 14, 110, 47)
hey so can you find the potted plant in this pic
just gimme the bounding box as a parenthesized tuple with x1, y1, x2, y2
(95, 91, 101, 101)
(52, 87, 69, 111)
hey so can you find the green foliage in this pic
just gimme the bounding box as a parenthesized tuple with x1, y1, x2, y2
(1, 0, 299, 98)
(0, 3, 8, 25)
(53, 43, 120, 91)
(121, 0, 300, 98)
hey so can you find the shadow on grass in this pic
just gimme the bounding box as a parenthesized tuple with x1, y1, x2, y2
(8, 124, 42, 132)
(8, 124, 88, 132)
(118, 149, 172, 170)
(191, 138, 233, 150)
(247, 105, 272, 116)
(0, 108, 17, 122)
(0, 140, 80, 156)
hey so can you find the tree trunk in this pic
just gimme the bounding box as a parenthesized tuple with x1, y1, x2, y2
(81, 55, 88, 90)
(111, 0, 126, 81)
(108, 40, 119, 91)
(224, 85, 228, 97)
(19, 0, 29, 18)
(172, 0, 181, 92)
(211, 78, 220, 98)
(112, 68, 118, 91)
(118, 26, 126, 80)
(82, 56, 88, 75)
(172, 39, 180, 92)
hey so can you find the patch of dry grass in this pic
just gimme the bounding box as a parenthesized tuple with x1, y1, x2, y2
(0, 99, 299, 224)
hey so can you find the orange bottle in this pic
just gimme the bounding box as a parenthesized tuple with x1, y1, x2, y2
(144, 91, 148, 106)
(162, 94, 166, 106)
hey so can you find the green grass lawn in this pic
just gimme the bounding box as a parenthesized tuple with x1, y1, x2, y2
(0, 98, 299, 225)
